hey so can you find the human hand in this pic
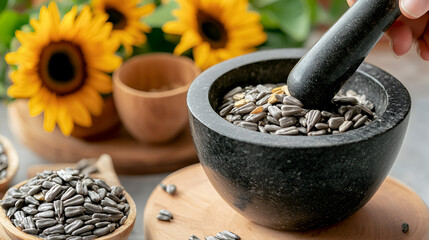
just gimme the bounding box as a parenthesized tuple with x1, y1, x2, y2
(347, 0, 429, 60)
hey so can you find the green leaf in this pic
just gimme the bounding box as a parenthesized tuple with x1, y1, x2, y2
(0, 0, 7, 14)
(259, 0, 311, 42)
(261, 30, 304, 49)
(0, 10, 29, 52)
(144, 0, 178, 28)
(329, 0, 348, 20)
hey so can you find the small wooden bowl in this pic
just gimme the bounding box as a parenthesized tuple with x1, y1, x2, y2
(113, 53, 200, 143)
(0, 135, 19, 195)
(0, 155, 136, 240)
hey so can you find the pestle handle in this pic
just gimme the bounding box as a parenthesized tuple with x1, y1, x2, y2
(287, 0, 401, 108)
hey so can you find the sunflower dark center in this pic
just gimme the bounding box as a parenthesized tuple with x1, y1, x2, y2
(39, 41, 86, 95)
(48, 52, 75, 83)
(197, 11, 227, 48)
(106, 7, 127, 30)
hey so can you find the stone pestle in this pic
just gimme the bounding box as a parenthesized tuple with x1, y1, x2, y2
(287, 0, 401, 109)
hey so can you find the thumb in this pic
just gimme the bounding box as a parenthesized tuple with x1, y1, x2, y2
(400, 0, 429, 19)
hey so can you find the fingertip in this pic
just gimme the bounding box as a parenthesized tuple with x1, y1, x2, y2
(386, 20, 413, 56)
(346, 0, 357, 7)
(400, 0, 429, 19)
(417, 39, 429, 61)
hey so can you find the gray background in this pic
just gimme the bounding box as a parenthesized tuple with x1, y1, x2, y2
(0, 47, 428, 239)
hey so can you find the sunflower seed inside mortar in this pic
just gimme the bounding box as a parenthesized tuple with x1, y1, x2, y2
(0, 142, 8, 181)
(218, 83, 376, 135)
(1, 168, 129, 239)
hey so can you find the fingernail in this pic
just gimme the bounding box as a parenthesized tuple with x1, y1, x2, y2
(400, 0, 421, 18)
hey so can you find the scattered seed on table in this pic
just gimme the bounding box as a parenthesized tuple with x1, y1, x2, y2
(402, 222, 409, 233)
(159, 209, 174, 219)
(156, 214, 171, 222)
(166, 184, 177, 195)
(189, 235, 202, 240)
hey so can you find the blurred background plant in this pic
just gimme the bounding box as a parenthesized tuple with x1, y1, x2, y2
(0, 0, 348, 99)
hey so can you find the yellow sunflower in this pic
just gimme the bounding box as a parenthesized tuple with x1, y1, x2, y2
(162, 0, 267, 70)
(6, 2, 122, 136)
(92, 0, 155, 55)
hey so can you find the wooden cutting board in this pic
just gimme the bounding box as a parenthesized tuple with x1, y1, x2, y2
(7, 100, 198, 175)
(144, 164, 429, 240)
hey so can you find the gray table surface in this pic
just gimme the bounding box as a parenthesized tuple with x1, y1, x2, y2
(0, 48, 428, 239)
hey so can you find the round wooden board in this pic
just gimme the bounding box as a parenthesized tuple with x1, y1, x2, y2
(144, 164, 429, 240)
(7, 100, 198, 175)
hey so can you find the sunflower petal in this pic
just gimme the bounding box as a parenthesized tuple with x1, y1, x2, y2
(174, 30, 201, 55)
(28, 95, 44, 117)
(67, 96, 93, 127)
(43, 107, 57, 133)
(193, 42, 210, 68)
(57, 105, 74, 136)
(162, 21, 187, 35)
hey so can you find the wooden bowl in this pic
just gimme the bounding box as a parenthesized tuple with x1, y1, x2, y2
(0, 155, 136, 240)
(0, 135, 19, 195)
(113, 53, 200, 143)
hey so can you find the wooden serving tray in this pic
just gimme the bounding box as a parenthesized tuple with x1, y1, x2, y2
(8, 100, 198, 175)
(144, 164, 429, 240)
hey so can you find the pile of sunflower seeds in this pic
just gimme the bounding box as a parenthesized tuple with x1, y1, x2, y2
(0, 168, 130, 240)
(189, 230, 241, 240)
(0, 142, 8, 180)
(156, 209, 174, 222)
(218, 84, 376, 135)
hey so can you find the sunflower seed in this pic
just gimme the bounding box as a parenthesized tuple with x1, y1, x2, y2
(220, 104, 234, 117)
(315, 123, 329, 130)
(245, 112, 266, 122)
(25, 196, 40, 205)
(275, 127, 299, 135)
(71, 225, 94, 236)
(267, 106, 282, 119)
(35, 210, 55, 218)
(38, 202, 54, 211)
(327, 117, 345, 129)
(279, 117, 297, 128)
(22, 206, 38, 215)
(256, 94, 270, 105)
(352, 113, 363, 122)
(87, 191, 100, 203)
(189, 235, 202, 240)
(103, 206, 121, 215)
(159, 209, 174, 219)
(92, 213, 110, 221)
(7, 207, 17, 217)
(267, 116, 280, 125)
(238, 121, 258, 131)
(64, 195, 84, 206)
(281, 105, 303, 116)
(65, 206, 85, 217)
(97, 188, 107, 200)
(93, 226, 110, 236)
(308, 129, 327, 136)
(45, 185, 63, 202)
(233, 102, 256, 115)
(205, 237, 220, 240)
(333, 96, 359, 105)
(354, 115, 368, 128)
(65, 220, 83, 234)
(306, 110, 321, 132)
(36, 219, 58, 229)
(339, 121, 353, 132)
(43, 224, 65, 235)
(224, 87, 242, 99)
(47, 235, 68, 240)
(94, 179, 111, 191)
(156, 214, 171, 221)
(282, 96, 303, 107)
(22, 228, 38, 235)
(220, 230, 241, 239)
(166, 184, 176, 195)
